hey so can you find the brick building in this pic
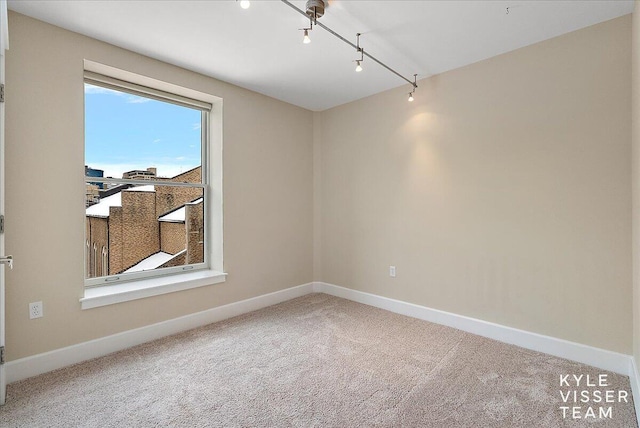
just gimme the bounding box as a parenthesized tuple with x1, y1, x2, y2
(85, 167, 204, 278)
(122, 167, 157, 180)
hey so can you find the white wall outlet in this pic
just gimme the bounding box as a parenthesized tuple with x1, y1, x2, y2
(29, 301, 43, 319)
(389, 266, 396, 278)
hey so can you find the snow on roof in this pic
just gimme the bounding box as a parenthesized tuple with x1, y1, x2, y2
(123, 251, 181, 273)
(86, 192, 121, 218)
(86, 185, 155, 218)
(127, 185, 155, 192)
(159, 198, 203, 223)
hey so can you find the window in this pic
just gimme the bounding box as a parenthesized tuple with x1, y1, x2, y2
(84, 70, 213, 287)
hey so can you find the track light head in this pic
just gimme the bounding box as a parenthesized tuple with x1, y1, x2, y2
(354, 33, 364, 72)
(407, 75, 418, 102)
(303, 29, 311, 44)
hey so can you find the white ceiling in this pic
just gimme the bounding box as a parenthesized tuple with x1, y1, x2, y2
(7, 0, 634, 111)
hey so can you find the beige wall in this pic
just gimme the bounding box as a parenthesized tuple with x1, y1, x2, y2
(4, 10, 634, 362)
(317, 16, 632, 353)
(633, 2, 640, 369)
(4, 12, 313, 360)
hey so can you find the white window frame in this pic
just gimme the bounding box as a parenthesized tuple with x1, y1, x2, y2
(101, 246, 108, 278)
(80, 61, 225, 309)
(92, 243, 97, 277)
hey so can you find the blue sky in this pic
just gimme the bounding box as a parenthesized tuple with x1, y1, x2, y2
(85, 84, 202, 179)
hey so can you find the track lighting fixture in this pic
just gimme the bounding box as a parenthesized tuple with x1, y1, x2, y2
(238, 0, 250, 9)
(408, 74, 417, 102)
(280, 0, 419, 101)
(300, 18, 313, 44)
(354, 33, 364, 72)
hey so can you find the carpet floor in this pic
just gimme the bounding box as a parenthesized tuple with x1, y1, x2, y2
(0, 293, 637, 427)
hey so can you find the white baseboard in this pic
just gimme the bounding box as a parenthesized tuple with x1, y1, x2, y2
(313, 282, 632, 376)
(6, 282, 314, 384)
(630, 358, 640, 425)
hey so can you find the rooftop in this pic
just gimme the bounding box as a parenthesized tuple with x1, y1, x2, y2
(86, 185, 155, 218)
(123, 251, 184, 273)
(159, 198, 204, 223)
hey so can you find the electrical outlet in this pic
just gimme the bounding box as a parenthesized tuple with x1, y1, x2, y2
(389, 266, 396, 278)
(29, 301, 43, 319)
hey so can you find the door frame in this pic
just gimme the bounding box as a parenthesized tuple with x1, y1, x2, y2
(0, 0, 9, 405)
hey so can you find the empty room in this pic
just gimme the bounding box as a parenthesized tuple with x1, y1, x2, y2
(0, 0, 639, 426)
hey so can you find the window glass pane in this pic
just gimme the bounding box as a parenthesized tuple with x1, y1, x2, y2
(86, 183, 204, 279)
(85, 83, 202, 182)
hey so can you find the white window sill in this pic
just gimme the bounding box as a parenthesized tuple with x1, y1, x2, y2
(80, 270, 227, 310)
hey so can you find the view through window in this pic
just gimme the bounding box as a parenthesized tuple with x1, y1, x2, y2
(84, 77, 209, 285)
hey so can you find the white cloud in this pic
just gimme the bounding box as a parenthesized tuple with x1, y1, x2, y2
(153, 139, 162, 143)
(192, 123, 201, 130)
(126, 95, 151, 104)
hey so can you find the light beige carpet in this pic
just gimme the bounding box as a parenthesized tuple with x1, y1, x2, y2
(0, 293, 637, 427)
